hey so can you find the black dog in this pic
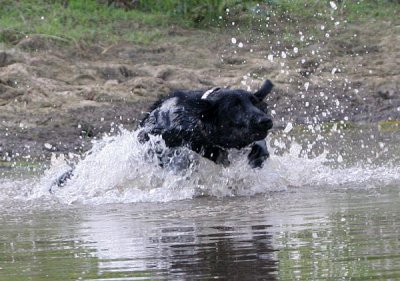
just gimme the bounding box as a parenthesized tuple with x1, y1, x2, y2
(53, 80, 274, 187)
(138, 79, 274, 168)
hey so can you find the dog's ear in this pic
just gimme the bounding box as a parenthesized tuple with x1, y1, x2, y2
(254, 80, 274, 101)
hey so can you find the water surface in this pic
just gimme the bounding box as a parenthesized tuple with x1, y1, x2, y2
(1, 124, 399, 280)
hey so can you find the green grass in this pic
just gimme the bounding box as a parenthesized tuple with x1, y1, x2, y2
(378, 121, 400, 132)
(0, 0, 174, 45)
(341, 0, 400, 21)
(0, 0, 398, 46)
(139, 0, 226, 22)
(271, 0, 400, 20)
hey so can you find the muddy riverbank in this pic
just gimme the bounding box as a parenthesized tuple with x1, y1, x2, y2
(0, 19, 399, 162)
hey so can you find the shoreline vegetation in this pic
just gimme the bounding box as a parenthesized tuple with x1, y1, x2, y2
(1, 0, 399, 46)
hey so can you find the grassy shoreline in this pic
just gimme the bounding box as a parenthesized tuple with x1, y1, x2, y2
(1, 0, 399, 46)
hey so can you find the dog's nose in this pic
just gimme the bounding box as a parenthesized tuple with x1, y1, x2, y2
(257, 116, 273, 131)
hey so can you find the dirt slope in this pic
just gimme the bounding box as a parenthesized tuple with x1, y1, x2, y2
(0, 20, 399, 162)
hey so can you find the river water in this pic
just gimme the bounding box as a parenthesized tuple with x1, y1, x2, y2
(1, 123, 399, 280)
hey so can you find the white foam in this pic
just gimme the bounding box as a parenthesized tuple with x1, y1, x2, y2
(0, 128, 399, 205)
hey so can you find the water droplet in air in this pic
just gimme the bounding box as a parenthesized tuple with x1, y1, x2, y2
(330, 1, 338, 10)
(44, 143, 53, 150)
(231, 38, 237, 44)
(283, 122, 293, 133)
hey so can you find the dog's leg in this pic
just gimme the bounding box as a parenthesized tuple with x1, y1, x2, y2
(248, 140, 269, 168)
(50, 169, 74, 192)
(202, 146, 230, 167)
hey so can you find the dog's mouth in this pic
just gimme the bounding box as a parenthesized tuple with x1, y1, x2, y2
(250, 131, 270, 142)
(248, 125, 271, 138)
(216, 129, 270, 149)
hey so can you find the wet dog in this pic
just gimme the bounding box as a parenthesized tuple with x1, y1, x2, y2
(138, 79, 274, 168)
(54, 80, 274, 187)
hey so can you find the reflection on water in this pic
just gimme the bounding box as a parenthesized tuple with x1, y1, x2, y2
(0, 198, 278, 281)
(276, 186, 400, 280)
(73, 198, 279, 280)
(1, 186, 400, 280)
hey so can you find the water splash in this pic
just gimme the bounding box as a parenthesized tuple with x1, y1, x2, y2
(0, 127, 399, 205)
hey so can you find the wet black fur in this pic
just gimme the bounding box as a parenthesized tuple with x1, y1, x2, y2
(138, 80, 274, 167)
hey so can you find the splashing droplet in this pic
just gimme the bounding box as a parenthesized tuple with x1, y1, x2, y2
(44, 143, 53, 150)
(283, 122, 293, 133)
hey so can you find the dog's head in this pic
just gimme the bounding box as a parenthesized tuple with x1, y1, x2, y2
(199, 80, 274, 149)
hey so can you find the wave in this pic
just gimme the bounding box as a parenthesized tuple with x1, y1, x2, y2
(1, 128, 399, 205)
